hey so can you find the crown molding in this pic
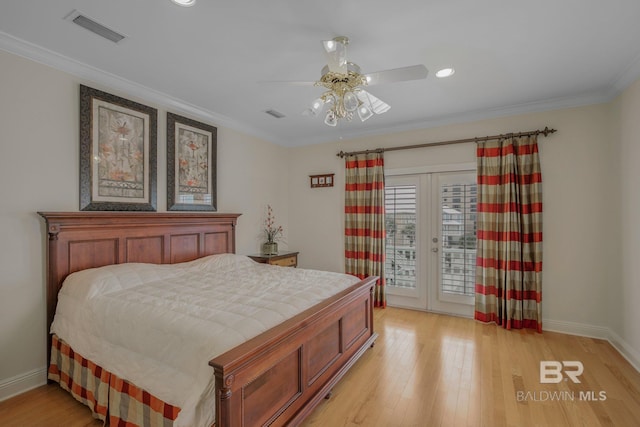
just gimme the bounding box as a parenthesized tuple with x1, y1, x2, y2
(611, 49, 640, 95)
(0, 30, 280, 145)
(303, 89, 613, 147)
(3, 29, 640, 149)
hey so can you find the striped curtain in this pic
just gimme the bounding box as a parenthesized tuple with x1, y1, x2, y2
(344, 152, 386, 307)
(475, 135, 543, 331)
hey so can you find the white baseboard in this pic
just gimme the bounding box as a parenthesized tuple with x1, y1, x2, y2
(543, 318, 640, 373)
(0, 367, 47, 402)
(542, 318, 610, 339)
(606, 329, 640, 373)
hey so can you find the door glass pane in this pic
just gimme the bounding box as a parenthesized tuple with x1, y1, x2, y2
(385, 185, 417, 289)
(440, 182, 477, 296)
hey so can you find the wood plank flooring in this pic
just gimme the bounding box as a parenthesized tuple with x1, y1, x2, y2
(1, 307, 639, 426)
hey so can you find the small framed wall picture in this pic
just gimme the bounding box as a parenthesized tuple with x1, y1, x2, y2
(309, 173, 335, 188)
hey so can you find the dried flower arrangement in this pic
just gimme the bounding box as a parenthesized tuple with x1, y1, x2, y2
(264, 204, 283, 242)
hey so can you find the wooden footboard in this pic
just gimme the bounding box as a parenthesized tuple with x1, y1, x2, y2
(39, 212, 378, 426)
(210, 276, 378, 427)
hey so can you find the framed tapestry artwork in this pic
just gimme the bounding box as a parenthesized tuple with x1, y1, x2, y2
(167, 112, 217, 211)
(79, 85, 157, 211)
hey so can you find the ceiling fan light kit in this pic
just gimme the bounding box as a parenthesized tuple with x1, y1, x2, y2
(314, 64, 369, 125)
(304, 36, 429, 127)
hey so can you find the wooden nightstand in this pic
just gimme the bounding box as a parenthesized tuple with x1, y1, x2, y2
(248, 251, 299, 267)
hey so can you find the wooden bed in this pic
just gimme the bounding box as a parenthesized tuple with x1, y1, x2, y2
(39, 212, 378, 427)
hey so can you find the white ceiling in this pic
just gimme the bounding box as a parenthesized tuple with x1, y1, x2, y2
(2, 0, 640, 147)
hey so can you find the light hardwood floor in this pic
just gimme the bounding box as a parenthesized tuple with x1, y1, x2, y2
(1, 308, 639, 426)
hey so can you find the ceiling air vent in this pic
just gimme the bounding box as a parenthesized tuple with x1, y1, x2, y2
(65, 10, 126, 43)
(265, 109, 286, 119)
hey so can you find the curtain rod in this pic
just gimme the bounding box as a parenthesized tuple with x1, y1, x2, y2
(335, 126, 557, 158)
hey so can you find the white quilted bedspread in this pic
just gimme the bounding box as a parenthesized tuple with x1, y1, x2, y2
(51, 253, 359, 427)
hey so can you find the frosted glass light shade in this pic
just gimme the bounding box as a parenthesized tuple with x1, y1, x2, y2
(310, 98, 324, 116)
(343, 91, 359, 112)
(358, 104, 373, 121)
(324, 110, 337, 126)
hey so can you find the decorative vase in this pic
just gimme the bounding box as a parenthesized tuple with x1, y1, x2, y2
(262, 241, 278, 255)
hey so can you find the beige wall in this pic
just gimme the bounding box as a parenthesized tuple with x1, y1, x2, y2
(1, 45, 639, 399)
(288, 103, 622, 339)
(612, 78, 640, 360)
(0, 49, 289, 398)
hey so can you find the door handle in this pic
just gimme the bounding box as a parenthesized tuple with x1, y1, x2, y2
(431, 247, 438, 253)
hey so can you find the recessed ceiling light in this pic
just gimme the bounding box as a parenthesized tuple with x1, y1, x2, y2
(435, 68, 455, 78)
(171, 0, 196, 6)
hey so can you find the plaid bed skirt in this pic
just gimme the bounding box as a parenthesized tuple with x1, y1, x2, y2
(48, 335, 181, 426)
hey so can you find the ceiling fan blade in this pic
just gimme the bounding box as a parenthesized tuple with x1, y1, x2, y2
(322, 38, 348, 74)
(364, 64, 428, 86)
(257, 80, 316, 86)
(356, 90, 390, 115)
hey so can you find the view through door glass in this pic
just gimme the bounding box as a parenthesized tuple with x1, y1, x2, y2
(384, 171, 476, 315)
(384, 175, 427, 310)
(437, 173, 477, 311)
(385, 184, 417, 291)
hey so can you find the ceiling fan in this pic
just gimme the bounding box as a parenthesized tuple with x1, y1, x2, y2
(292, 36, 428, 126)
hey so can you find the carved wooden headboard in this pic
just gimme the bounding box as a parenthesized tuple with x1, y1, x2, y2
(38, 212, 241, 356)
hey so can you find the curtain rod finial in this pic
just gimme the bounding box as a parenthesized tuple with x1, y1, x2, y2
(337, 151, 345, 158)
(542, 127, 557, 137)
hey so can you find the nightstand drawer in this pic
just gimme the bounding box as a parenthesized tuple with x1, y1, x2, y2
(248, 251, 298, 268)
(270, 255, 297, 267)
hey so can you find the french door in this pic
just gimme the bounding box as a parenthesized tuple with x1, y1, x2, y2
(384, 169, 477, 316)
